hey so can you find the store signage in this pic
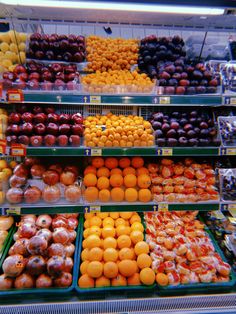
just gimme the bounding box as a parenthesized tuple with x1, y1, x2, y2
(84, 148, 102, 156)
(10, 144, 26, 157)
(156, 148, 173, 156)
(6, 89, 24, 102)
(220, 147, 236, 155)
(2, 207, 21, 215)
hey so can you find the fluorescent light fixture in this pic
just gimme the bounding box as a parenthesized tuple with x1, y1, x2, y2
(0, 0, 225, 15)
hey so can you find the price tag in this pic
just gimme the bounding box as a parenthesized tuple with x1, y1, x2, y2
(224, 97, 236, 105)
(156, 148, 173, 156)
(90, 206, 101, 213)
(213, 210, 225, 219)
(158, 203, 168, 212)
(152, 96, 170, 104)
(10, 144, 26, 157)
(2, 207, 21, 215)
(228, 204, 236, 217)
(90, 96, 101, 104)
(84, 148, 102, 156)
(228, 217, 236, 224)
(6, 89, 24, 102)
(226, 148, 236, 155)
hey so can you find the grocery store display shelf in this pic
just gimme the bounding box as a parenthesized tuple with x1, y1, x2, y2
(0, 202, 221, 215)
(2, 93, 223, 106)
(25, 146, 230, 157)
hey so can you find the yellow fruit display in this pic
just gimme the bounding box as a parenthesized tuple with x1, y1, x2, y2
(0, 30, 28, 72)
(86, 35, 138, 72)
(82, 70, 154, 94)
(78, 212, 152, 288)
(84, 113, 154, 148)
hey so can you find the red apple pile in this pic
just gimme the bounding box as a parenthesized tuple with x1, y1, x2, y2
(138, 35, 219, 95)
(2, 61, 80, 91)
(27, 33, 85, 63)
(6, 157, 82, 205)
(0, 213, 78, 290)
(6, 105, 83, 147)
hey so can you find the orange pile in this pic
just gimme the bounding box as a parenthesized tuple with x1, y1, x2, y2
(86, 35, 138, 72)
(83, 157, 153, 203)
(78, 211, 155, 288)
(84, 113, 154, 147)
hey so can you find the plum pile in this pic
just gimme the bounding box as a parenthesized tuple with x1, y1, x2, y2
(6, 105, 83, 147)
(150, 110, 219, 147)
(138, 35, 218, 94)
(27, 33, 85, 63)
(2, 61, 80, 91)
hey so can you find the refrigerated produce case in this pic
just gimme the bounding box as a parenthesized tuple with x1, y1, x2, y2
(0, 1, 235, 313)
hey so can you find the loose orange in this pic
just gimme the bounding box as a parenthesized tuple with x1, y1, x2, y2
(102, 226, 116, 238)
(120, 212, 133, 220)
(81, 249, 90, 261)
(103, 261, 119, 278)
(86, 234, 102, 249)
(134, 241, 149, 255)
(97, 167, 110, 178)
(84, 173, 97, 187)
(97, 176, 110, 190)
(116, 225, 131, 236)
(140, 268, 155, 285)
(118, 260, 136, 277)
(83, 229, 90, 239)
(115, 217, 127, 227)
(84, 187, 99, 202)
(156, 273, 169, 286)
(111, 274, 127, 286)
(127, 273, 141, 286)
(87, 261, 103, 278)
(92, 157, 105, 168)
(136, 167, 149, 176)
(131, 157, 144, 169)
(130, 230, 144, 244)
(130, 214, 141, 224)
(110, 168, 122, 175)
(110, 212, 120, 219)
(99, 189, 110, 202)
(117, 235, 131, 249)
(123, 167, 136, 176)
(105, 157, 118, 169)
(103, 248, 118, 262)
(90, 216, 102, 227)
(110, 174, 123, 187)
(111, 187, 124, 202)
(137, 175, 151, 189)
(138, 189, 152, 202)
(118, 247, 134, 260)
(103, 217, 115, 227)
(95, 275, 110, 287)
(131, 222, 144, 232)
(88, 247, 103, 261)
(125, 188, 138, 202)
(84, 166, 97, 175)
(137, 253, 152, 269)
(78, 274, 94, 288)
(80, 260, 90, 274)
(89, 225, 102, 237)
(103, 237, 117, 249)
(124, 174, 137, 188)
(119, 157, 131, 169)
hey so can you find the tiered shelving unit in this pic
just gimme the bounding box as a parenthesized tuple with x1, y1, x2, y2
(0, 1, 236, 313)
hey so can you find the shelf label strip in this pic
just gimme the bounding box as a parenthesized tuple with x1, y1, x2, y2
(2, 207, 21, 215)
(153, 204, 168, 212)
(156, 148, 173, 156)
(83, 206, 101, 213)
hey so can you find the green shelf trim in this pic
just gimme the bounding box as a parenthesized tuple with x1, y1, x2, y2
(12, 93, 223, 106)
(26, 146, 220, 157)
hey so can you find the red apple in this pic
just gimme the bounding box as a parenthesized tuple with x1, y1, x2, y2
(71, 113, 83, 124)
(6, 188, 24, 204)
(47, 113, 58, 123)
(18, 135, 30, 145)
(24, 157, 40, 167)
(32, 106, 43, 114)
(6, 135, 17, 145)
(60, 171, 76, 186)
(57, 135, 68, 147)
(65, 185, 81, 203)
(52, 216, 68, 229)
(27, 236, 48, 255)
(29, 72, 40, 81)
(44, 106, 55, 114)
(59, 124, 70, 135)
(35, 214, 52, 228)
(3, 71, 16, 81)
(8, 113, 21, 124)
(22, 112, 34, 123)
(34, 113, 47, 124)
(18, 72, 28, 81)
(34, 123, 46, 135)
(42, 71, 53, 81)
(50, 63, 63, 73)
(69, 135, 80, 146)
(10, 124, 20, 135)
(30, 135, 43, 147)
(41, 81, 53, 91)
(48, 243, 65, 257)
(28, 79, 39, 90)
(9, 174, 27, 188)
(66, 81, 77, 90)
(42, 185, 61, 203)
(54, 79, 65, 90)
(30, 164, 46, 178)
(64, 166, 79, 177)
(14, 80, 26, 90)
(44, 134, 56, 147)
(2, 79, 13, 89)
(21, 122, 34, 135)
(24, 186, 42, 204)
(14, 65, 27, 75)
(49, 164, 63, 174)
(36, 228, 52, 242)
(53, 227, 69, 244)
(71, 124, 83, 136)
(58, 113, 70, 124)
(18, 222, 37, 238)
(42, 170, 59, 185)
(47, 123, 58, 135)
(14, 164, 29, 177)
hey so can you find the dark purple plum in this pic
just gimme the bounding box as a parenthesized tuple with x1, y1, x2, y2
(189, 118, 197, 126)
(180, 118, 188, 127)
(200, 122, 208, 129)
(156, 138, 166, 146)
(186, 87, 196, 95)
(153, 113, 164, 122)
(167, 138, 178, 146)
(189, 138, 199, 146)
(196, 86, 206, 94)
(162, 123, 170, 132)
(177, 129, 186, 137)
(152, 121, 162, 130)
(187, 130, 197, 138)
(184, 124, 193, 132)
(179, 137, 188, 146)
(170, 122, 180, 130)
(200, 129, 209, 138)
(154, 129, 164, 138)
(167, 129, 177, 138)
